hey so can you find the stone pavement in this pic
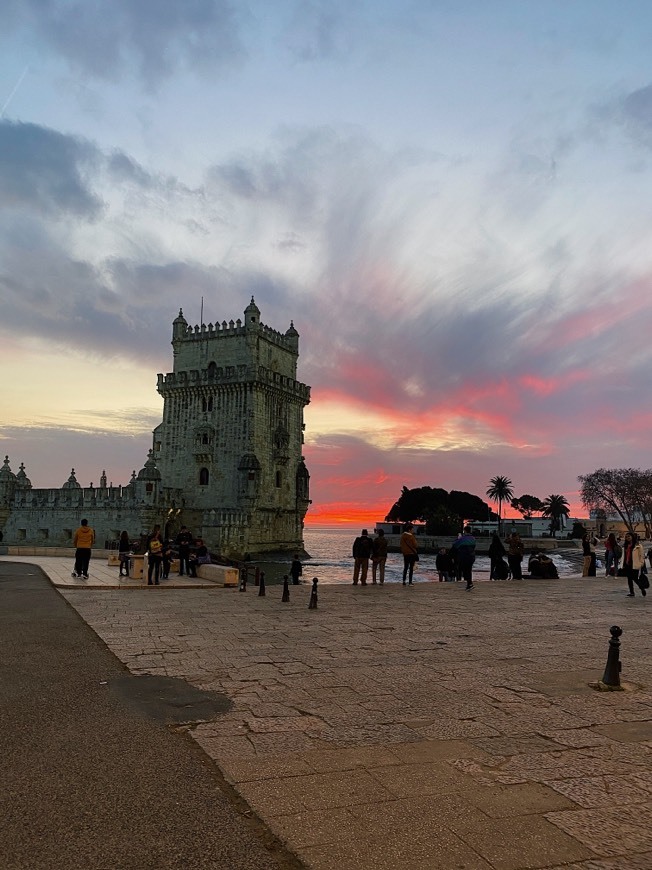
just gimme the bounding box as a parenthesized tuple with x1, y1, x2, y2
(0, 554, 222, 588)
(10, 555, 652, 869)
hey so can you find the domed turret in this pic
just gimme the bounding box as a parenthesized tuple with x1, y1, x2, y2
(62, 469, 81, 489)
(172, 308, 188, 341)
(16, 463, 32, 490)
(0, 456, 17, 506)
(285, 320, 299, 353)
(0, 456, 16, 483)
(244, 296, 261, 331)
(137, 450, 161, 481)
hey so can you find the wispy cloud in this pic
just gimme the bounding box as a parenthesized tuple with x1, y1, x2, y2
(1, 0, 244, 88)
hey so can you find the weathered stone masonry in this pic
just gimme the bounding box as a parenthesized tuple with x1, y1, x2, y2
(0, 299, 311, 558)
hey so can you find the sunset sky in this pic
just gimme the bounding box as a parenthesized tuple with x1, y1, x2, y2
(2, 1, 652, 526)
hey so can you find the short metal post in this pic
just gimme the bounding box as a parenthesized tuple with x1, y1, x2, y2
(601, 625, 623, 687)
(258, 571, 266, 597)
(282, 575, 290, 602)
(239, 566, 247, 592)
(308, 577, 318, 609)
(254, 567, 260, 587)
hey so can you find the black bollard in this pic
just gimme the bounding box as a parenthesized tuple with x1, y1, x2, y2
(282, 575, 290, 603)
(308, 577, 318, 609)
(258, 571, 266, 597)
(239, 567, 247, 592)
(601, 625, 623, 687)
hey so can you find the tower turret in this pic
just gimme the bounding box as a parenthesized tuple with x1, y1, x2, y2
(244, 296, 261, 332)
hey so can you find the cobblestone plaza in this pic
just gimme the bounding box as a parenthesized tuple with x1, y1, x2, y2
(19, 559, 651, 870)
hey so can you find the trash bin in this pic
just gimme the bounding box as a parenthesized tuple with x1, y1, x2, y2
(129, 554, 144, 580)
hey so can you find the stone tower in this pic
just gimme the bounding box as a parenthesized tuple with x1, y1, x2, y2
(153, 298, 311, 557)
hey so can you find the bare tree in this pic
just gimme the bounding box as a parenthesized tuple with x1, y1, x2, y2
(578, 468, 652, 535)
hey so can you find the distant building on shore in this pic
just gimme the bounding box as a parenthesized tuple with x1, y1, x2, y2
(0, 299, 311, 559)
(375, 517, 586, 539)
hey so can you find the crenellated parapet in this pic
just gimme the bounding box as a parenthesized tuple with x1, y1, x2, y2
(172, 303, 298, 355)
(157, 363, 310, 401)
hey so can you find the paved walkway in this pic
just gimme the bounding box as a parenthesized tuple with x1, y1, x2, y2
(0, 561, 297, 870)
(6, 554, 652, 869)
(0, 554, 222, 588)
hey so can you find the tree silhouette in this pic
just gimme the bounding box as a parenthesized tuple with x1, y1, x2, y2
(541, 494, 570, 538)
(511, 494, 544, 518)
(486, 476, 514, 536)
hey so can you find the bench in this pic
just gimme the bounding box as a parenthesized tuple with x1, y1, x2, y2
(196, 564, 239, 587)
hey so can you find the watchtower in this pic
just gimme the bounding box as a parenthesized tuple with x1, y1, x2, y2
(154, 298, 311, 557)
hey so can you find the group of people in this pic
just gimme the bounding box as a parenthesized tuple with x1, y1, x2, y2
(601, 531, 650, 598)
(113, 525, 212, 585)
(352, 524, 478, 590)
(143, 525, 212, 585)
(352, 528, 389, 586)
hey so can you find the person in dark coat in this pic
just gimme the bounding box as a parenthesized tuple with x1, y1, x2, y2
(488, 532, 506, 580)
(435, 548, 453, 582)
(352, 529, 374, 585)
(372, 530, 388, 584)
(290, 554, 303, 585)
(118, 530, 131, 577)
(507, 533, 524, 580)
(452, 527, 476, 590)
(175, 525, 193, 576)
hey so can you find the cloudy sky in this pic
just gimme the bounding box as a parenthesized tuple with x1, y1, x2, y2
(2, 1, 652, 525)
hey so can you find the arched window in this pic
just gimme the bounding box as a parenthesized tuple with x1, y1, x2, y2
(275, 470, 282, 488)
(199, 468, 209, 486)
(201, 398, 207, 412)
(202, 434, 209, 445)
(207, 397, 213, 412)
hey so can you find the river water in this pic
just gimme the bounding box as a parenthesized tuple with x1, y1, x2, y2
(256, 527, 580, 586)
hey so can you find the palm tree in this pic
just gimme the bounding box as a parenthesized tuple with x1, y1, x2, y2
(486, 476, 514, 536)
(541, 494, 570, 538)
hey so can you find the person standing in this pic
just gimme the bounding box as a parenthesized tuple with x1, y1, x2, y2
(507, 532, 524, 580)
(72, 518, 95, 579)
(118, 530, 131, 578)
(352, 529, 374, 585)
(604, 533, 619, 577)
(452, 526, 476, 590)
(488, 532, 506, 580)
(161, 538, 173, 580)
(175, 525, 193, 576)
(400, 523, 418, 586)
(624, 531, 646, 597)
(581, 533, 598, 577)
(290, 554, 303, 585)
(435, 547, 453, 582)
(147, 529, 163, 585)
(372, 529, 388, 585)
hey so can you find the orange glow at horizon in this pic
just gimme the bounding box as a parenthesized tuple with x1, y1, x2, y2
(305, 502, 391, 526)
(305, 498, 587, 526)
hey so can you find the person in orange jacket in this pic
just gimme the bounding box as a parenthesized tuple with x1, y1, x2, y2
(400, 523, 418, 585)
(72, 518, 95, 579)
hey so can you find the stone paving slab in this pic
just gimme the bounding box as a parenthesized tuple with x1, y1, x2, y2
(13, 556, 652, 868)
